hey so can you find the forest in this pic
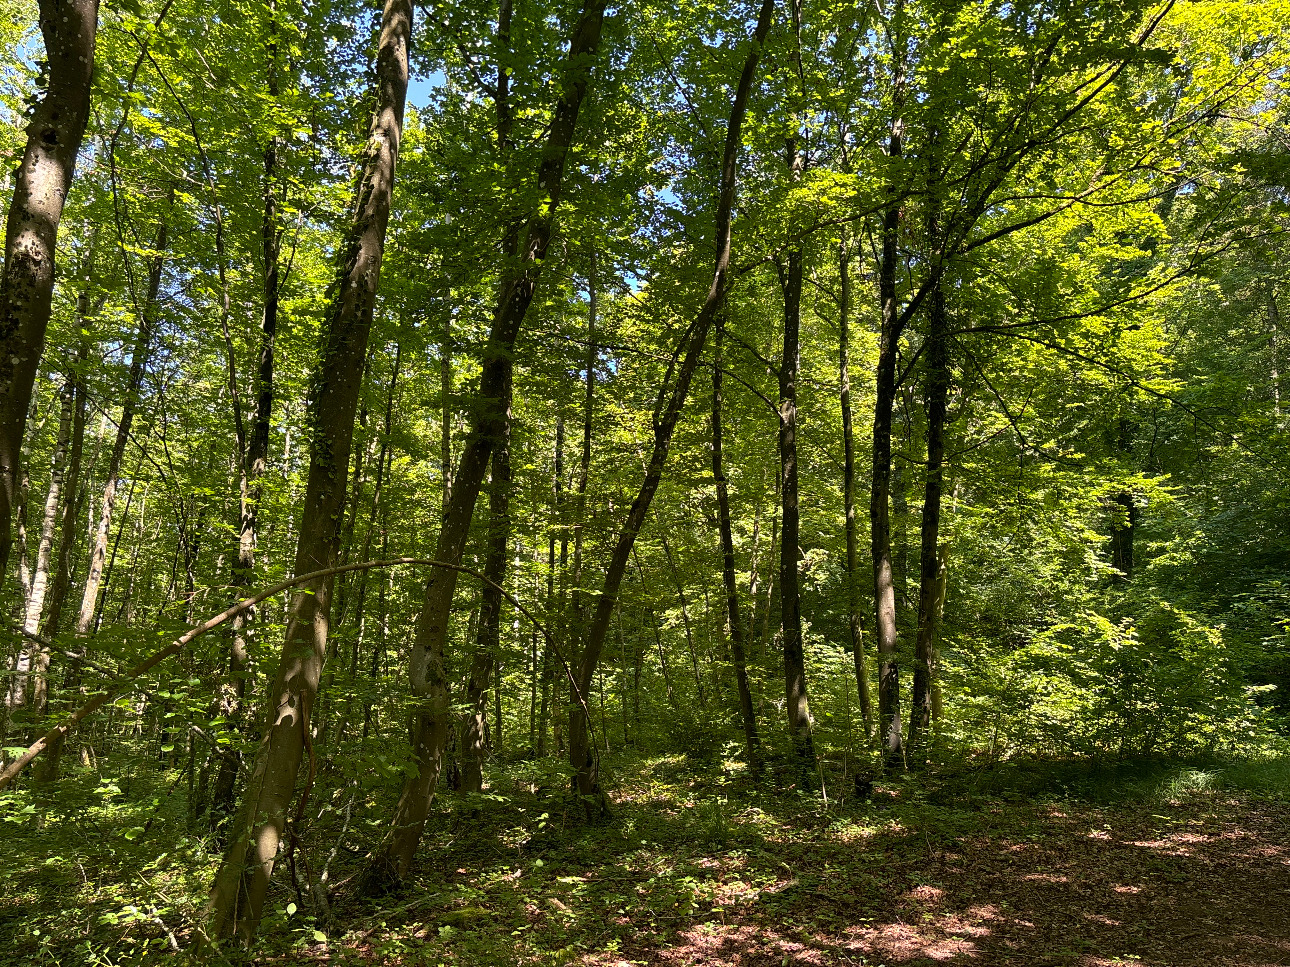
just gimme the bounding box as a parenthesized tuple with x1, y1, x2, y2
(0, 0, 1288, 961)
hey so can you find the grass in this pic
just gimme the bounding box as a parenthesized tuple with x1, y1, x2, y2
(1, 748, 1288, 965)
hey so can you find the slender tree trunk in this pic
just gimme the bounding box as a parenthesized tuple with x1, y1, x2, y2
(202, 0, 412, 942)
(9, 376, 73, 709)
(210, 53, 282, 819)
(0, 0, 100, 587)
(872, 26, 906, 767)
(660, 534, 704, 707)
(34, 338, 88, 719)
(777, 142, 814, 774)
(42, 212, 166, 781)
(711, 317, 760, 770)
(567, 0, 776, 809)
(908, 248, 949, 756)
(77, 212, 168, 639)
(462, 372, 511, 794)
(370, 0, 607, 884)
(838, 233, 873, 736)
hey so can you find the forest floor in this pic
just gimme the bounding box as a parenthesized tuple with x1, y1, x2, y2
(2, 754, 1289, 965)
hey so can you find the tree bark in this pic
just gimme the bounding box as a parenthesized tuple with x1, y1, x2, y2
(567, 0, 776, 810)
(76, 211, 167, 639)
(461, 373, 511, 794)
(370, 0, 607, 885)
(778, 136, 815, 774)
(202, 0, 412, 942)
(33, 337, 88, 720)
(9, 375, 73, 709)
(872, 33, 906, 767)
(209, 60, 283, 820)
(838, 233, 874, 736)
(908, 249, 949, 756)
(711, 317, 760, 771)
(0, 0, 100, 588)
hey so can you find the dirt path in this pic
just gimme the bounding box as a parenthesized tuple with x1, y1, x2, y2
(623, 797, 1290, 967)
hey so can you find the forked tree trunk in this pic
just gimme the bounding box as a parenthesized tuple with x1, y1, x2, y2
(369, 0, 607, 886)
(202, 0, 412, 943)
(0, 0, 100, 588)
(567, 0, 776, 812)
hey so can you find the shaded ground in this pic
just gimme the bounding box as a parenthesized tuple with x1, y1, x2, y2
(329, 760, 1290, 967)
(2, 757, 1289, 965)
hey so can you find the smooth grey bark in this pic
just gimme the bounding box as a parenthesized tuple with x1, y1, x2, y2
(202, 0, 412, 943)
(0, 0, 100, 588)
(567, 0, 777, 810)
(9, 376, 74, 710)
(33, 336, 88, 722)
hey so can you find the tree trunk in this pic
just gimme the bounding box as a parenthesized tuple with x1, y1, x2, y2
(567, 0, 776, 810)
(9, 375, 73, 709)
(838, 233, 873, 737)
(33, 337, 88, 720)
(210, 64, 283, 820)
(711, 316, 760, 771)
(42, 212, 166, 782)
(370, 0, 607, 885)
(0, 0, 99, 588)
(872, 39, 906, 767)
(661, 534, 704, 707)
(778, 135, 814, 774)
(908, 253, 949, 757)
(202, 0, 412, 942)
(461, 375, 511, 794)
(76, 211, 168, 639)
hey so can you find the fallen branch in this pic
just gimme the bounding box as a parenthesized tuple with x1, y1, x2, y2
(0, 556, 580, 792)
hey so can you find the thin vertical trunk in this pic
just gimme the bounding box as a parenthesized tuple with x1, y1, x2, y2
(203, 0, 412, 942)
(440, 326, 453, 514)
(777, 0, 814, 778)
(778, 142, 814, 772)
(77, 210, 168, 639)
(43, 212, 166, 782)
(9, 377, 73, 709)
(872, 19, 906, 767)
(372, 0, 607, 884)
(210, 34, 282, 819)
(0, 0, 100, 587)
(661, 534, 704, 707)
(908, 228, 949, 756)
(838, 233, 873, 736)
(1268, 284, 1281, 420)
(711, 316, 760, 770)
(571, 250, 596, 607)
(462, 370, 511, 794)
(34, 338, 88, 719)
(567, 0, 776, 809)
